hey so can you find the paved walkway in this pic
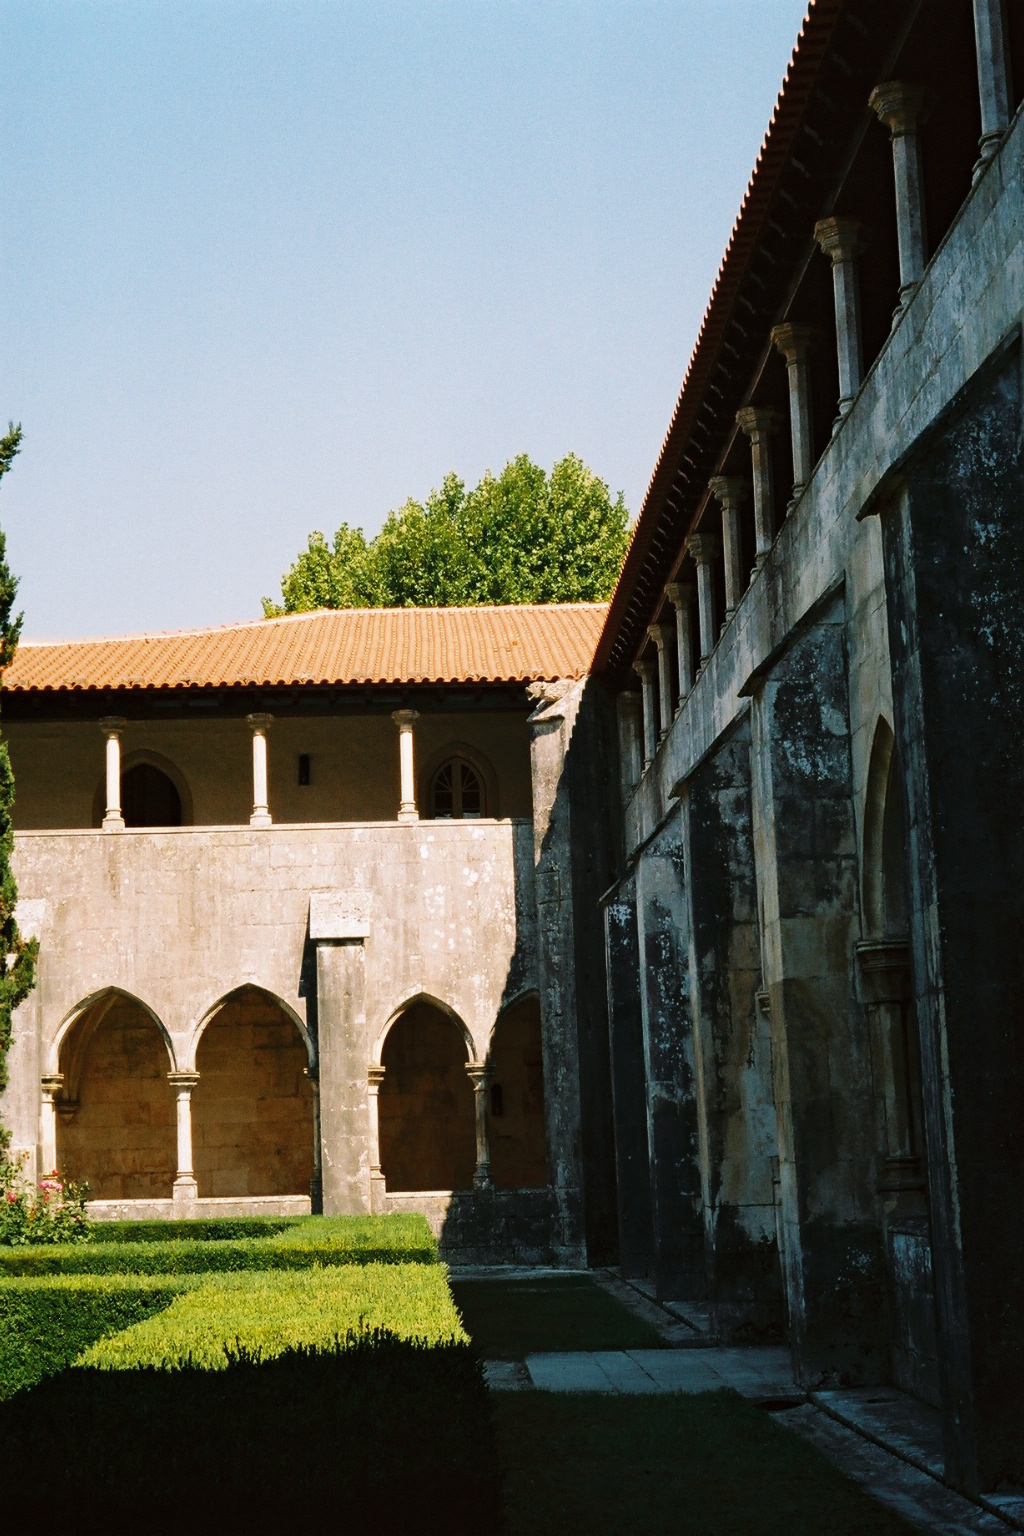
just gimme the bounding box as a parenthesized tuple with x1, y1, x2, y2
(521, 1345, 797, 1401)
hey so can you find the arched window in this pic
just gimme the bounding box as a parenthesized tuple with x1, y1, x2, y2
(430, 756, 484, 819)
(121, 764, 182, 827)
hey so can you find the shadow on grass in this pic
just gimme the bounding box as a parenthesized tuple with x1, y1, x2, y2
(493, 1391, 917, 1536)
(0, 1332, 501, 1535)
(449, 1274, 664, 1359)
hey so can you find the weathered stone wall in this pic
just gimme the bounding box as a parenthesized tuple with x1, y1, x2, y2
(6, 710, 534, 829)
(487, 995, 547, 1190)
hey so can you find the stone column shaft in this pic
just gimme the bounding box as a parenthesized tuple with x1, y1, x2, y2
(168, 1071, 200, 1203)
(708, 477, 748, 622)
(973, 0, 1012, 175)
(665, 582, 696, 701)
(316, 938, 372, 1215)
(634, 657, 657, 769)
(770, 324, 817, 500)
(814, 217, 868, 420)
(616, 691, 643, 799)
(870, 82, 928, 312)
(39, 1073, 63, 1176)
(465, 1062, 493, 1188)
(305, 1070, 323, 1211)
(367, 1065, 386, 1212)
(649, 624, 674, 739)
(99, 718, 126, 831)
(736, 408, 781, 568)
(246, 713, 273, 827)
(392, 709, 420, 822)
(685, 533, 718, 669)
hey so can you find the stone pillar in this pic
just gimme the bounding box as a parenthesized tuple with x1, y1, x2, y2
(634, 657, 657, 769)
(465, 1062, 493, 1188)
(616, 691, 643, 801)
(246, 713, 273, 827)
(736, 408, 781, 570)
(39, 1073, 63, 1176)
(665, 581, 696, 701)
(972, 0, 1011, 178)
(684, 533, 717, 671)
(309, 892, 372, 1215)
(603, 883, 656, 1281)
(770, 323, 818, 503)
(814, 217, 868, 422)
(305, 1069, 323, 1212)
(649, 624, 674, 740)
(168, 1071, 200, 1206)
(869, 81, 928, 315)
(99, 717, 126, 831)
(708, 476, 747, 625)
(367, 1064, 386, 1212)
(392, 709, 420, 822)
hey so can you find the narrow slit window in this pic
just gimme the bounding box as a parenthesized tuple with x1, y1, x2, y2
(298, 753, 311, 786)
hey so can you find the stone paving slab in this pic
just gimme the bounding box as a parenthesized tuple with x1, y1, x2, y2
(524, 1345, 799, 1401)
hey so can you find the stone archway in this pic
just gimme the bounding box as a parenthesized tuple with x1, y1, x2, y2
(191, 987, 314, 1198)
(377, 1001, 476, 1192)
(487, 995, 548, 1189)
(56, 992, 176, 1199)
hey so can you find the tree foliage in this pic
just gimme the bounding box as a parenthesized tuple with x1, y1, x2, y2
(0, 425, 37, 1096)
(263, 454, 629, 615)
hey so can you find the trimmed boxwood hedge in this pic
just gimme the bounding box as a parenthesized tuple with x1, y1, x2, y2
(0, 1333, 501, 1534)
(0, 1273, 193, 1397)
(0, 1213, 437, 1276)
(87, 1216, 302, 1243)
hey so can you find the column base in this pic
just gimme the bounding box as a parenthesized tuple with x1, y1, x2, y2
(172, 1175, 198, 1210)
(101, 814, 125, 832)
(249, 812, 272, 828)
(370, 1171, 387, 1214)
(473, 1169, 494, 1191)
(397, 807, 419, 823)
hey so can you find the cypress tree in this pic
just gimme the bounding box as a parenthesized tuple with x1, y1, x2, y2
(0, 425, 36, 1095)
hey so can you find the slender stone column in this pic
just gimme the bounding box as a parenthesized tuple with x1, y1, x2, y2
(708, 477, 748, 625)
(246, 713, 273, 827)
(99, 717, 127, 831)
(465, 1062, 493, 1188)
(367, 1065, 386, 1212)
(649, 624, 674, 740)
(770, 324, 818, 503)
(736, 408, 781, 569)
(684, 533, 718, 670)
(665, 581, 696, 702)
(392, 709, 420, 822)
(972, 0, 1012, 178)
(616, 691, 643, 800)
(634, 657, 657, 769)
(168, 1071, 200, 1205)
(305, 1069, 323, 1211)
(814, 217, 868, 422)
(869, 81, 928, 314)
(39, 1073, 64, 1176)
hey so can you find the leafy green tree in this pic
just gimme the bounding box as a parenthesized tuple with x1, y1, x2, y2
(0, 425, 37, 1096)
(263, 453, 629, 614)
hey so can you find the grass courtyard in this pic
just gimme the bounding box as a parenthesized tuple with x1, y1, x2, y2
(0, 1216, 914, 1534)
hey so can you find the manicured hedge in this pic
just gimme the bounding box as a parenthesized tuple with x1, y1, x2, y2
(82, 1262, 466, 1369)
(0, 1273, 192, 1397)
(0, 1333, 500, 1534)
(88, 1215, 302, 1243)
(0, 1213, 437, 1275)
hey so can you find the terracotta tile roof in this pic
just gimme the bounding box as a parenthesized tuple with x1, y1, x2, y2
(2, 604, 607, 694)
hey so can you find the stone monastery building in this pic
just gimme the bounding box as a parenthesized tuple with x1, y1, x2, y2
(2, 0, 1024, 1502)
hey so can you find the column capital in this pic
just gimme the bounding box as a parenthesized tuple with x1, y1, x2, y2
(770, 322, 819, 363)
(813, 216, 868, 263)
(40, 1072, 65, 1097)
(98, 716, 127, 735)
(647, 621, 674, 652)
(869, 80, 928, 137)
(633, 654, 657, 682)
(465, 1061, 491, 1088)
(736, 406, 782, 440)
(367, 1064, 386, 1089)
(708, 475, 748, 510)
(391, 709, 420, 729)
(617, 688, 642, 717)
(665, 580, 696, 609)
(685, 532, 718, 567)
(167, 1071, 200, 1092)
(245, 712, 273, 732)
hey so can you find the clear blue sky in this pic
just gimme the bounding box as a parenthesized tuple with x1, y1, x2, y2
(1, 1, 808, 639)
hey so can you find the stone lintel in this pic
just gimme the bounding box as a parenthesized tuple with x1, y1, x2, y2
(308, 890, 371, 941)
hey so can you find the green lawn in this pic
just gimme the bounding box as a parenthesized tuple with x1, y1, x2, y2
(449, 1274, 664, 1358)
(493, 1392, 915, 1536)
